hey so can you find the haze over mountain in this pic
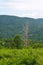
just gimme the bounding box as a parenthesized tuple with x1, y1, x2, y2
(0, 15, 43, 41)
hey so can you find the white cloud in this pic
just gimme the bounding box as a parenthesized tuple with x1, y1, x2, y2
(0, 0, 43, 18)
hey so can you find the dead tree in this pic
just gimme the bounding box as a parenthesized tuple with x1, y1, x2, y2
(22, 22, 29, 46)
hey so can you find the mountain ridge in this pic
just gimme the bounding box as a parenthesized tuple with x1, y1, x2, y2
(0, 15, 43, 41)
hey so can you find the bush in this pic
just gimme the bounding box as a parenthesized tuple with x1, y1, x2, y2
(14, 34, 23, 49)
(0, 48, 43, 65)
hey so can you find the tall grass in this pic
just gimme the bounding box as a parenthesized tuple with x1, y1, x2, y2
(0, 48, 43, 65)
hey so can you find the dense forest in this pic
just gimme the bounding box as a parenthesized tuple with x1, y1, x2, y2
(0, 15, 43, 41)
(0, 15, 43, 65)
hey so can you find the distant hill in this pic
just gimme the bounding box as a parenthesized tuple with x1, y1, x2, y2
(0, 15, 43, 41)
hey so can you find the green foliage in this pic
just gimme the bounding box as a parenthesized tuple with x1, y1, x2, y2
(0, 15, 43, 65)
(0, 48, 43, 65)
(0, 38, 43, 65)
(0, 38, 43, 49)
(14, 34, 23, 48)
(0, 35, 24, 49)
(29, 40, 43, 48)
(0, 15, 43, 41)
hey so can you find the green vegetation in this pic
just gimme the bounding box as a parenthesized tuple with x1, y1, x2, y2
(14, 35, 23, 49)
(0, 15, 43, 65)
(0, 48, 43, 65)
(0, 15, 43, 41)
(0, 35, 43, 65)
(0, 35, 23, 49)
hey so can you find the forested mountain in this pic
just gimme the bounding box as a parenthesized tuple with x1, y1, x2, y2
(0, 15, 43, 41)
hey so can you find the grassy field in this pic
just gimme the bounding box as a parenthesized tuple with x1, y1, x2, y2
(0, 47, 43, 65)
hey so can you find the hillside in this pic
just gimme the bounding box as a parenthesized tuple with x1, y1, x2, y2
(0, 15, 43, 41)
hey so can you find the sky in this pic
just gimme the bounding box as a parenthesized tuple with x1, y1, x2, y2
(0, 0, 43, 18)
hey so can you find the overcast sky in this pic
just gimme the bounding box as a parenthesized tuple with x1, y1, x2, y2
(0, 0, 43, 18)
